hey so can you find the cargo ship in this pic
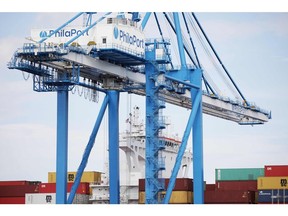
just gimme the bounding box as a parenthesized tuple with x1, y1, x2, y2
(89, 106, 193, 204)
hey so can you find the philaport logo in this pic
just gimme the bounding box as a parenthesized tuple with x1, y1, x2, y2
(39, 29, 89, 38)
(118, 29, 144, 48)
(39, 31, 48, 38)
(113, 26, 119, 39)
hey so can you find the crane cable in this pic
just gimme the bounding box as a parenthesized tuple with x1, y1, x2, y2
(164, 14, 180, 67)
(187, 13, 240, 99)
(165, 13, 220, 95)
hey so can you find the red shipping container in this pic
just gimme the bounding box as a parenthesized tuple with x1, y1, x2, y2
(264, 165, 288, 177)
(0, 197, 25, 204)
(206, 184, 216, 191)
(215, 180, 257, 191)
(204, 190, 255, 204)
(139, 178, 193, 192)
(0, 181, 41, 186)
(0, 185, 39, 197)
(39, 182, 90, 194)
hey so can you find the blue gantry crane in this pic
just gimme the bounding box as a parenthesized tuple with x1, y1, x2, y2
(8, 12, 271, 204)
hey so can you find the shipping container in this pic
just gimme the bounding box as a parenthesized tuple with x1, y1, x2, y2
(39, 182, 90, 194)
(0, 181, 41, 186)
(0, 185, 39, 197)
(204, 190, 255, 204)
(216, 180, 257, 191)
(265, 165, 288, 177)
(205, 184, 216, 191)
(139, 178, 205, 192)
(258, 189, 288, 204)
(25, 193, 90, 204)
(0, 197, 25, 204)
(48, 171, 101, 184)
(215, 168, 264, 181)
(139, 191, 193, 204)
(257, 177, 288, 190)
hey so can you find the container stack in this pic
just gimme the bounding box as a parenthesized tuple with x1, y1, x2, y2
(257, 165, 288, 204)
(25, 171, 101, 204)
(138, 178, 196, 204)
(48, 171, 101, 195)
(0, 181, 40, 204)
(204, 168, 264, 204)
(48, 171, 101, 185)
(25, 182, 91, 204)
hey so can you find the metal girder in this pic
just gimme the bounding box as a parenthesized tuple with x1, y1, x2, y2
(12, 49, 269, 124)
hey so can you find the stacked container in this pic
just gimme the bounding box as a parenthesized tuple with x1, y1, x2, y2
(257, 165, 288, 204)
(39, 182, 90, 194)
(25, 193, 89, 204)
(204, 168, 264, 204)
(48, 171, 101, 184)
(138, 178, 196, 204)
(0, 181, 40, 204)
(48, 171, 101, 195)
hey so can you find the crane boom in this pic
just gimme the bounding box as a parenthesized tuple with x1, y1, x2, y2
(9, 47, 270, 124)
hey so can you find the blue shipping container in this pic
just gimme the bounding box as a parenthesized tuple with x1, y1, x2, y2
(258, 189, 288, 203)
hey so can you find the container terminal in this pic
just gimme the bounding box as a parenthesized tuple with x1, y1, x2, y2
(1, 12, 275, 204)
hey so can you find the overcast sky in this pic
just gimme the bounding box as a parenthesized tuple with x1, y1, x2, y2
(0, 9, 288, 186)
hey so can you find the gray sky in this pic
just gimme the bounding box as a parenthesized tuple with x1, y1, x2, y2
(0, 10, 288, 185)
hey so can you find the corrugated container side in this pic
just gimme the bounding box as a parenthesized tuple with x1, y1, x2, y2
(0, 185, 39, 197)
(0, 181, 41, 186)
(0, 181, 28, 186)
(258, 189, 288, 203)
(204, 190, 255, 204)
(265, 165, 288, 177)
(138, 191, 193, 204)
(215, 168, 264, 181)
(216, 180, 257, 191)
(0, 197, 25, 204)
(257, 177, 288, 190)
(48, 171, 101, 184)
(25, 193, 90, 204)
(205, 184, 216, 191)
(39, 182, 90, 194)
(139, 178, 204, 192)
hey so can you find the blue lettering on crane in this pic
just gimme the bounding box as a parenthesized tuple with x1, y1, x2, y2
(39, 29, 89, 38)
(118, 29, 144, 49)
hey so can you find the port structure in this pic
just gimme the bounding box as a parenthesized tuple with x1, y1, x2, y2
(7, 12, 271, 204)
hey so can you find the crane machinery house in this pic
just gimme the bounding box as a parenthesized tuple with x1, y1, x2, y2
(30, 17, 145, 58)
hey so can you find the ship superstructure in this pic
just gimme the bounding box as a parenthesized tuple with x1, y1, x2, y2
(89, 106, 192, 204)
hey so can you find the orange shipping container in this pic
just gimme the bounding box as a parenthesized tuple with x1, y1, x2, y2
(257, 177, 288, 190)
(48, 171, 101, 184)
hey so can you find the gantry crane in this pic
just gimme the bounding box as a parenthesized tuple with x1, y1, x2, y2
(8, 12, 270, 204)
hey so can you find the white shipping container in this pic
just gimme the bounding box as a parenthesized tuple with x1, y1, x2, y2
(25, 193, 90, 204)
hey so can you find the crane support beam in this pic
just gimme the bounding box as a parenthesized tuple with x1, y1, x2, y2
(64, 12, 112, 47)
(108, 90, 120, 204)
(141, 12, 152, 30)
(164, 89, 202, 204)
(61, 52, 144, 84)
(191, 69, 204, 204)
(67, 94, 109, 204)
(11, 50, 270, 124)
(173, 13, 187, 69)
(56, 88, 69, 204)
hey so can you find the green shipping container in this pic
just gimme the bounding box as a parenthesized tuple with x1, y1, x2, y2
(215, 168, 264, 181)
